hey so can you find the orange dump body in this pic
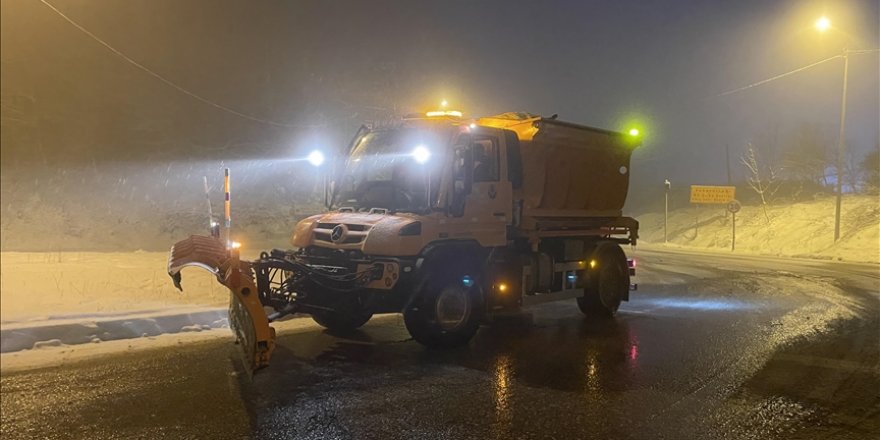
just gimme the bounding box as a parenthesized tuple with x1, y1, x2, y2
(479, 113, 638, 222)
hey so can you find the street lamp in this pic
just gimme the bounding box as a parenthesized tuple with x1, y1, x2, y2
(815, 16, 831, 32)
(816, 16, 848, 242)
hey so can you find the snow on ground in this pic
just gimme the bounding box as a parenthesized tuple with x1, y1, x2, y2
(0, 251, 227, 323)
(0, 251, 243, 354)
(0, 165, 324, 357)
(636, 195, 879, 263)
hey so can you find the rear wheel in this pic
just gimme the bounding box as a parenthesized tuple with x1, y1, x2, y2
(311, 295, 373, 332)
(404, 275, 482, 348)
(577, 242, 629, 318)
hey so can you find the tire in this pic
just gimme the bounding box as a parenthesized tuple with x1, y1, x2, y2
(577, 242, 629, 318)
(311, 296, 373, 332)
(404, 274, 482, 348)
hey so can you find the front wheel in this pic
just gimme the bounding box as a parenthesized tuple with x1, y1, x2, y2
(577, 242, 629, 318)
(404, 278, 482, 348)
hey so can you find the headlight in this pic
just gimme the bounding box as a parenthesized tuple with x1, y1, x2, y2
(411, 146, 431, 164)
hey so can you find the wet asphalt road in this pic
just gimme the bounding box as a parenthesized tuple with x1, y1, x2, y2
(2, 248, 878, 440)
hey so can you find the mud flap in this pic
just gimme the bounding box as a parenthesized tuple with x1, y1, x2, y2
(168, 235, 276, 374)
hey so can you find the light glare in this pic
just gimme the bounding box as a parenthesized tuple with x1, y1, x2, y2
(628, 128, 640, 136)
(426, 110, 463, 117)
(307, 150, 325, 167)
(412, 145, 431, 164)
(815, 16, 830, 32)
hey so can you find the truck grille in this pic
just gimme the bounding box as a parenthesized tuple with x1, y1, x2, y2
(313, 223, 371, 246)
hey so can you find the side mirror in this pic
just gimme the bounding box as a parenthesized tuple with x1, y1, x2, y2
(450, 146, 473, 217)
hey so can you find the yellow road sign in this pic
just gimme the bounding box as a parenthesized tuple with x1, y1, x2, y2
(690, 185, 736, 204)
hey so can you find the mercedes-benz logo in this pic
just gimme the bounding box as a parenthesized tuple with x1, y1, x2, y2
(330, 224, 348, 243)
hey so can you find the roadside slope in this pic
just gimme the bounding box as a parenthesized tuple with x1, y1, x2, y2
(636, 195, 879, 263)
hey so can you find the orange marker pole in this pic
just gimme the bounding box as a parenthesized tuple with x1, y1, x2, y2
(224, 168, 231, 249)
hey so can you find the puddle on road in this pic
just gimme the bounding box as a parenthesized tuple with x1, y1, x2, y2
(640, 297, 756, 311)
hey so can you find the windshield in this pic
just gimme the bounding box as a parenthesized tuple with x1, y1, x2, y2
(333, 125, 453, 212)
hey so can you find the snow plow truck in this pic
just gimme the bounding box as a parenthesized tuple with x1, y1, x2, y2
(168, 111, 640, 373)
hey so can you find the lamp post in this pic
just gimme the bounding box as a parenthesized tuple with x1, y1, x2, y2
(833, 49, 848, 242)
(816, 16, 848, 242)
(664, 179, 671, 244)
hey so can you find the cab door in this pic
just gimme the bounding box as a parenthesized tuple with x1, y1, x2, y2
(447, 128, 512, 247)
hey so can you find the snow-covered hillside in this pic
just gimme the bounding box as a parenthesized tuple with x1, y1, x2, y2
(637, 195, 879, 263)
(0, 164, 325, 252)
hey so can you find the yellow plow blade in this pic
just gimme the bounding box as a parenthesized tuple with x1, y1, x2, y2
(168, 235, 275, 373)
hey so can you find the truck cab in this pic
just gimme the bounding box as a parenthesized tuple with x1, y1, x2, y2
(293, 115, 514, 256)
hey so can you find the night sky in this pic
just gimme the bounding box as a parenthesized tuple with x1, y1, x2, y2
(1, 0, 878, 203)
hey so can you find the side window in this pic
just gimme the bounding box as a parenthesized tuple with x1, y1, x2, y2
(472, 136, 499, 182)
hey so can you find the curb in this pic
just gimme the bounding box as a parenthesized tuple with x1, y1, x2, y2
(0, 308, 229, 353)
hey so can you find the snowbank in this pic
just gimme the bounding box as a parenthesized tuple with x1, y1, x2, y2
(0, 311, 391, 373)
(0, 251, 240, 354)
(0, 328, 231, 373)
(0, 307, 227, 353)
(636, 195, 879, 263)
(0, 252, 229, 323)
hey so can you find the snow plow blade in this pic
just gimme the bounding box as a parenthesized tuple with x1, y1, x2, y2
(168, 235, 276, 374)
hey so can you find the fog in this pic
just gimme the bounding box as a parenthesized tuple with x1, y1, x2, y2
(1, 0, 878, 250)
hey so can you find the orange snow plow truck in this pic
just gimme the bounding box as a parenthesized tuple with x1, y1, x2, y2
(169, 112, 640, 373)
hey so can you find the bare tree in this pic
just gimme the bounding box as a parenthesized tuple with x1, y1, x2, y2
(842, 146, 862, 194)
(861, 145, 880, 195)
(779, 123, 832, 194)
(741, 142, 780, 223)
